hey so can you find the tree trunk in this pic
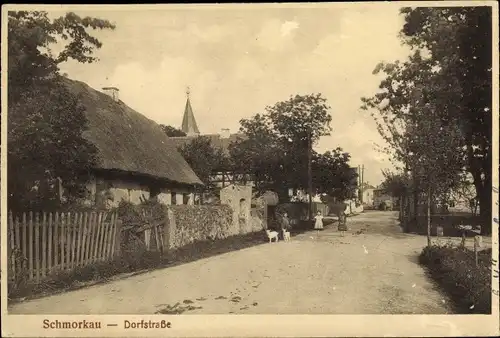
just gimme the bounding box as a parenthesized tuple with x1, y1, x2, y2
(467, 142, 492, 235)
(399, 196, 403, 221)
(479, 187, 492, 235)
(427, 187, 431, 247)
(307, 132, 313, 221)
(412, 174, 419, 232)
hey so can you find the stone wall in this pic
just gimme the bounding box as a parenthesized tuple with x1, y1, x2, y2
(163, 205, 233, 249)
(219, 184, 253, 235)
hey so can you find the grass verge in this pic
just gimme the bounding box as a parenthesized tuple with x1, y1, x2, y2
(8, 231, 266, 304)
(418, 244, 492, 314)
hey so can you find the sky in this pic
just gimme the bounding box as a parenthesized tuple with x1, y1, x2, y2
(49, 4, 412, 186)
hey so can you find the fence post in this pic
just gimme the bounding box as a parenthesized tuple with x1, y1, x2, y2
(8, 211, 16, 281)
(163, 208, 176, 250)
(474, 235, 481, 268)
(114, 217, 123, 257)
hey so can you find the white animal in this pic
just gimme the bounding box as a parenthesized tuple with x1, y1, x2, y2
(265, 229, 279, 243)
(283, 229, 291, 242)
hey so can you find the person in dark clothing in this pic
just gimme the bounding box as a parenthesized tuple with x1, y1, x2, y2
(280, 212, 291, 239)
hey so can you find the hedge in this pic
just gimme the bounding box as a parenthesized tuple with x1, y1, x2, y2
(419, 244, 492, 313)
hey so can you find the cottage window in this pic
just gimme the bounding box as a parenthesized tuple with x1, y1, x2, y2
(150, 186, 161, 199)
(171, 192, 177, 205)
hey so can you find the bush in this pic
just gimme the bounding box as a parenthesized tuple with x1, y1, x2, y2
(378, 201, 388, 211)
(419, 244, 492, 313)
(405, 214, 482, 236)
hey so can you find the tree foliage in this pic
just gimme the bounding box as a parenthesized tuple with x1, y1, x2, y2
(160, 124, 186, 137)
(8, 11, 115, 211)
(178, 136, 229, 191)
(312, 148, 357, 200)
(361, 7, 492, 233)
(228, 113, 283, 192)
(379, 170, 410, 198)
(229, 93, 355, 200)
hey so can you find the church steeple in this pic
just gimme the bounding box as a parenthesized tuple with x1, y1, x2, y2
(181, 87, 200, 136)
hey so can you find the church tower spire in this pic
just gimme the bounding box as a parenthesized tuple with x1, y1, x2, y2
(181, 86, 200, 136)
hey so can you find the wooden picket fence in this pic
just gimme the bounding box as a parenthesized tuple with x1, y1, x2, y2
(7, 210, 120, 283)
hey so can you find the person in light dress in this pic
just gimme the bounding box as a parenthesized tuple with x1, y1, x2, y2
(314, 211, 324, 230)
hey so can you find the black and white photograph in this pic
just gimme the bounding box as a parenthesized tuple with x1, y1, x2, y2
(1, 2, 499, 337)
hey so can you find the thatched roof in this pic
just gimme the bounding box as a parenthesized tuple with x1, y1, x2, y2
(63, 78, 203, 186)
(170, 133, 247, 155)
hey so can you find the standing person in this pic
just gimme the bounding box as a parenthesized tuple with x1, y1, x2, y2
(338, 205, 348, 236)
(314, 211, 324, 230)
(281, 212, 291, 239)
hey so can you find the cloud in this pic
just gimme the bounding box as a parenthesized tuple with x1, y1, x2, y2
(255, 19, 298, 52)
(281, 20, 299, 36)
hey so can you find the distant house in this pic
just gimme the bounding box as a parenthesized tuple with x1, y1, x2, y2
(361, 183, 376, 207)
(168, 90, 253, 188)
(62, 78, 204, 208)
(373, 188, 397, 210)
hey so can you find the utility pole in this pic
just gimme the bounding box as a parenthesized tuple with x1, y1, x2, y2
(307, 130, 313, 221)
(357, 165, 361, 200)
(361, 164, 365, 204)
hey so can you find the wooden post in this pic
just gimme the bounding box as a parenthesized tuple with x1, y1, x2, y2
(71, 212, 78, 268)
(92, 212, 103, 262)
(47, 213, 53, 274)
(35, 213, 41, 282)
(8, 211, 16, 281)
(426, 187, 431, 247)
(163, 208, 176, 250)
(75, 212, 84, 266)
(98, 214, 114, 261)
(22, 212, 27, 275)
(461, 230, 466, 247)
(113, 215, 122, 257)
(307, 131, 313, 222)
(60, 213, 66, 270)
(474, 235, 479, 267)
(54, 212, 59, 269)
(28, 211, 34, 280)
(103, 214, 112, 259)
(65, 212, 71, 268)
(14, 214, 21, 275)
(41, 212, 47, 278)
(399, 196, 403, 222)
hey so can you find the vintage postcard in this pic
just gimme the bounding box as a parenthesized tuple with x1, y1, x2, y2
(1, 1, 499, 337)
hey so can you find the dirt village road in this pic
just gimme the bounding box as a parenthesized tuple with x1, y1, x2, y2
(9, 211, 457, 315)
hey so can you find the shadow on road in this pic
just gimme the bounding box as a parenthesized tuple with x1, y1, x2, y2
(8, 231, 270, 304)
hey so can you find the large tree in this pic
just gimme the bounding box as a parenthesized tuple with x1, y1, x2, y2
(229, 93, 355, 201)
(362, 7, 492, 235)
(8, 11, 115, 211)
(178, 136, 229, 191)
(312, 148, 357, 201)
(401, 7, 493, 234)
(228, 113, 284, 193)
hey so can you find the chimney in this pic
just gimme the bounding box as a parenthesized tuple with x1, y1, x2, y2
(220, 128, 230, 139)
(102, 87, 119, 102)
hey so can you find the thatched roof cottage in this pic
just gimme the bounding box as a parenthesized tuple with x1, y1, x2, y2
(63, 78, 203, 208)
